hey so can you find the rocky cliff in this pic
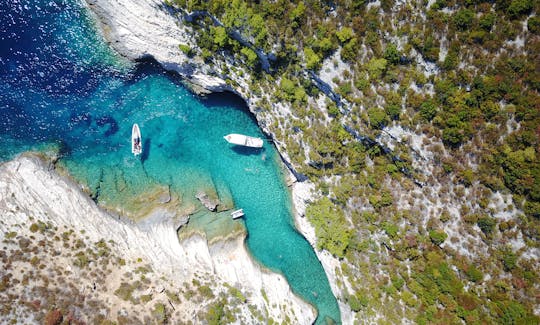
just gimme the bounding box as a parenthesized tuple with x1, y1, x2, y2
(0, 154, 315, 323)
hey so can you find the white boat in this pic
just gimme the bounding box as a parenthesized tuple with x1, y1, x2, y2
(224, 133, 263, 148)
(231, 209, 244, 219)
(132, 123, 142, 156)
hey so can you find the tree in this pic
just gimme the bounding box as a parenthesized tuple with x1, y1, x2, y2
(304, 47, 321, 70)
(336, 27, 355, 44)
(419, 100, 437, 121)
(368, 107, 389, 129)
(453, 9, 474, 30)
(240, 47, 258, 67)
(507, 0, 533, 18)
(367, 58, 388, 80)
(306, 197, 352, 258)
(384, 44, 400, 65)
(211, 26, 228, 48)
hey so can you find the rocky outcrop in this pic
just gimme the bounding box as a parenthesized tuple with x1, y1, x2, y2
(0, 154, 316, 323)
(86, 0, 232, 93)
(195, 190, 219, 211)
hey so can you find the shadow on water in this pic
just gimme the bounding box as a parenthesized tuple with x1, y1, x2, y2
(130, 57, 258, 127)
(140, 138, 151, 163)
(201, 91, 259, 125)
(230, 145, 265, 156)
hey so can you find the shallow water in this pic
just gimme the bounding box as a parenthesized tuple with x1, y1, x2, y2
(0, 0, 340, 323)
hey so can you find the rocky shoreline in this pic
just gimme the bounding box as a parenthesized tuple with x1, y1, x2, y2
(83, 0, 350, 322)
(0, 154, 315, 323)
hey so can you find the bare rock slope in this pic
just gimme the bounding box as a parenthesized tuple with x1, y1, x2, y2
(0, 155, 315, 323)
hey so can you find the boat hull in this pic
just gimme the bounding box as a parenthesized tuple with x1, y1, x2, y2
(132, 123, 142, 156)
(224, 133, 263, 148)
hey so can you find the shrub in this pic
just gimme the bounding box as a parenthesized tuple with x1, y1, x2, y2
(465, 265, 483, 282)
(479, 13, 495, 31)
(382, 222, 399, 239)
(44, 309, 63, 325)
(153, 303, 167, 323)
(385, 103, 401, 120)
(306, 197, 352, 258)
(341, 38, 358, 62)
(367, 107, 389, 129)
(29, 223, 39, 233)
(336, 27, 355, 44)
(502, 249, 518, 271)
(507, 0, 533, 18)
(347, 294, 368, 312)
(528, 16, 540, 34)
(453, 9, 474, 30)
(178, 44, 193, 57)
(367, 58, 388, 80)
(477, 216, 496, 234)
(304, 47, 321, 70)
(384, 44, 400, 65)
(419, 100, 437, 121)
(429, 229, 448, 245)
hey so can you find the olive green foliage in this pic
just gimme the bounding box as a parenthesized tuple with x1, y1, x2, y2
(465, 265, 483, 282)
(528, 16, 540, 34)
(477, 216, 496, 234)
(506, 0, 533, 18)
(153, 303, 167, 323)
(306, 197, 352, 258)
(278, 77, 306, 102)
(383, 44, 400, 65)
(428, 229, 447, 245)
(304, 47, 321, 70)
(419, 100, 437, 121)
(366, 58, 387, 80)
(178, 44, 193, 57)
(240, 47, 258, 67)
(169, 0, 540, 321)
(336, 27, 355, 44)
(367, 107, 389, 129)
(453, 9, 474, 30)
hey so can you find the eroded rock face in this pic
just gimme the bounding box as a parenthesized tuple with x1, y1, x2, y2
(195, 191, 219, 212)
(85, 0, 231, 93)
(0, 155, 316, 323)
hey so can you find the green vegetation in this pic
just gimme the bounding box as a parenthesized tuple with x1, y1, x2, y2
(167, 0, 540, 322)
(306, 197, 351, 258)
(428, 229, 448, 245)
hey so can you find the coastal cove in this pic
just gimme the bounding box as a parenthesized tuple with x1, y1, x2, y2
(0, 0, 340, 323)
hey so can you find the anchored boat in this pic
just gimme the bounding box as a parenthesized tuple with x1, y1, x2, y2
(231, 209, 244, 219)
(224, 133, 263, 148)
(132, 123, 142, 156)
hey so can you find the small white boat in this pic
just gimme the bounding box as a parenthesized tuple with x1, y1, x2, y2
(132, 123, 142, 156)
(231, 209, 244, 219)
(224, 133, 263, 148)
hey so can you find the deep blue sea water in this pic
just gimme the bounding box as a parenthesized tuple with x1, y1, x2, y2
(0, 1, 340, 323)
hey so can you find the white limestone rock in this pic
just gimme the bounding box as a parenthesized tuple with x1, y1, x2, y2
(0, 154, 315, 323)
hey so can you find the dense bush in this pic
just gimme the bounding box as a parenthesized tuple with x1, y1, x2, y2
(306, 197, 352, 258)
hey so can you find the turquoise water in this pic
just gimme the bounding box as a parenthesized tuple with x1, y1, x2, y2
(0, 1, 340, 323)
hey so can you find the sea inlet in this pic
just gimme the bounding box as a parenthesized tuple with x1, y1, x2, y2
(0, 0, 340, 323)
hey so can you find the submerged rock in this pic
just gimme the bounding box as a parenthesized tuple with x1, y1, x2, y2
(195, 190, 219, 211)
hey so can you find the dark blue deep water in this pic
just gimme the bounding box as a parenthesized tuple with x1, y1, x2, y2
(0, 1, 340, 323)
